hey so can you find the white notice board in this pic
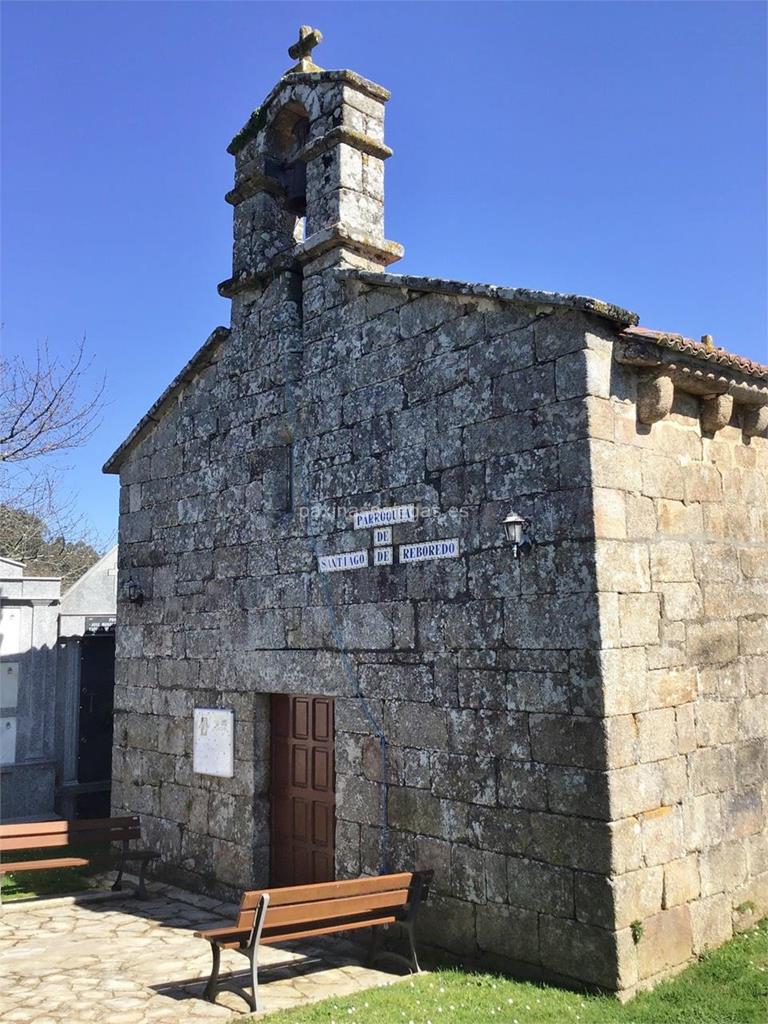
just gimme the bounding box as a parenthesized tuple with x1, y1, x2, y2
(193, 708, 234, 778)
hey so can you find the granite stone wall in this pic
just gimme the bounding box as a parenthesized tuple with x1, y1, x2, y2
(578, 358, 768, 992)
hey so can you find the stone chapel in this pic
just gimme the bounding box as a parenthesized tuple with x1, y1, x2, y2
(104, 29, 768, 996)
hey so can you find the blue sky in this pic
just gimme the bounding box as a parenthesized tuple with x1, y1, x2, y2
(2, 1, 766, 544)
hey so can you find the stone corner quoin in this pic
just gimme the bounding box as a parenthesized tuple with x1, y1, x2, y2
(104, 31, 768, 997)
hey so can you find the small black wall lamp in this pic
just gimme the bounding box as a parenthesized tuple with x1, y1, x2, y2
(502, 510, 533, 558)
(122, 578, 144, 606)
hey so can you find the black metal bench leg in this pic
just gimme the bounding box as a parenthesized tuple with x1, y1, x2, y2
(135, 859, 149, 900)
(112, 839, 128, 892)
(366, 925, 383, 967)
(405, 920, 422, 973)
(247, 944, 259, 1013)
(203, 943, 221, 1003)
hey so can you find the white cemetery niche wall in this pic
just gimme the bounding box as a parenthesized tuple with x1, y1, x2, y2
(0, 606, 21, 765)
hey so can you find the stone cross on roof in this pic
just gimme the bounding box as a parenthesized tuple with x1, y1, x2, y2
(287, 25, 323, 73)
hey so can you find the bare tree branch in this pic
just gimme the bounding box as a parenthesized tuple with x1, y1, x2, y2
(0, 337, 110, 584)
(0, 338, 105, 463)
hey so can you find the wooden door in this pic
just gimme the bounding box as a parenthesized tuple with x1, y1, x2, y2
(270, 694, 335, 886)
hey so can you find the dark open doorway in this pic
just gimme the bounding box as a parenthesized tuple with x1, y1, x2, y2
(270, 694, 335, 886)
(76, 631, 115, 818)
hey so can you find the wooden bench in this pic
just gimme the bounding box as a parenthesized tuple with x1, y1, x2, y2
(195, 870, 433, 1012)
(0, 816, 159, 899)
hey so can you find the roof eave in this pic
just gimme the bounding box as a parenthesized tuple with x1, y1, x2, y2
(336, 269, 640, 326)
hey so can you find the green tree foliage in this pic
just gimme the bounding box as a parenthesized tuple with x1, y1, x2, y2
(0, 504, 100, 587)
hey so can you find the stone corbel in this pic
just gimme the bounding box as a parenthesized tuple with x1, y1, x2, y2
(295, 222, 403, 267)
(700, 394, 733, 434)
(298, 126, 392, 163)
(225, 171, 285, 206)
(637, 373, 675, 425)
(742, 404, 768, 438)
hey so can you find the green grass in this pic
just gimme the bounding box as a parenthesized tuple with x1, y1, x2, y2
(1, 844, 113, 901)
(260, 918, 768, 1024)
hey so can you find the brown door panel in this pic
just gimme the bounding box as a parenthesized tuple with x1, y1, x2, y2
(271, 695, 336, 885)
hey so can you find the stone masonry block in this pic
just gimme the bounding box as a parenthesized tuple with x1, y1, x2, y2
(663, 854, 701, 908)
(507, 855, 574, 917)
(575, 866, 663, 930)
(722, 788, 764, 840)
(690, 893, 733, 954)
(529, 813, 617, 873)
(595, 541, 651, 593)
(593, 488, 627, 539)
(646, 667, 698, 709)
(650, 541, 695, 583)
(659, 582, 703, 622)
(431, 753, 497, 806)
(656, 499, 703, 537)
(695, 700, 738, 747)
(547, 766, 610, 819)
(529, 714, 604, 770)
(682, 793, 723, 853)
(589, 440, 644, 492)
(609, 763, 663, 819)
(539, 915, 620, 989)
(641, 451, 684, 500)
(447, 709, 529, 759)
(498, 760, 548, 810)
(555, 348, 612, 400)
(598, 647, 648, 716)
(675, 703, 697, 754)
(476, 903, 540, 963)
(636, 707, 677, 763)
(418, 895, 477, 957)
(451, 843, 486, 902)
(699, 840, 748, 897)
(625, 493, 657, 539)
(640, 806, 685, 866)
(688, 746, 735, 796)
(739, 619, 768, 656)
(636, 905, 693, 980)
(619, 592, 660, 646)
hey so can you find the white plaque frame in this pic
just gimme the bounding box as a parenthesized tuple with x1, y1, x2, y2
(193, 708, 234, 778)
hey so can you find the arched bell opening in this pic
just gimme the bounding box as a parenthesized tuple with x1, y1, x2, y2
(265, 102, 310, 223)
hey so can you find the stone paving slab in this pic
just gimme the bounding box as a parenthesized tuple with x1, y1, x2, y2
(0, 878, 409, 1022)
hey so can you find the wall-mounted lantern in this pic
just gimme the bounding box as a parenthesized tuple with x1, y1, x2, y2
(121, 578, 144, 606)
(502, 510, 532, 559)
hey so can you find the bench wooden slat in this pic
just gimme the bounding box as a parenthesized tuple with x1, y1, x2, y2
(1, 828, 140, 852)
(0, 857, 90, 873)
(261, 889, 409, 930)
(0, 817, 138, 838)
(237, 872, 415, 914)
(261, 914, 399, 945)
(196, 912, 400, 948)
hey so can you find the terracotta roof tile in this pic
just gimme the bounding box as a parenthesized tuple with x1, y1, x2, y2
(622, 326, 768, 382)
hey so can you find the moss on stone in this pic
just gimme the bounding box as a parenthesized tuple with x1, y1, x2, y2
(228, 105, 268, 155)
